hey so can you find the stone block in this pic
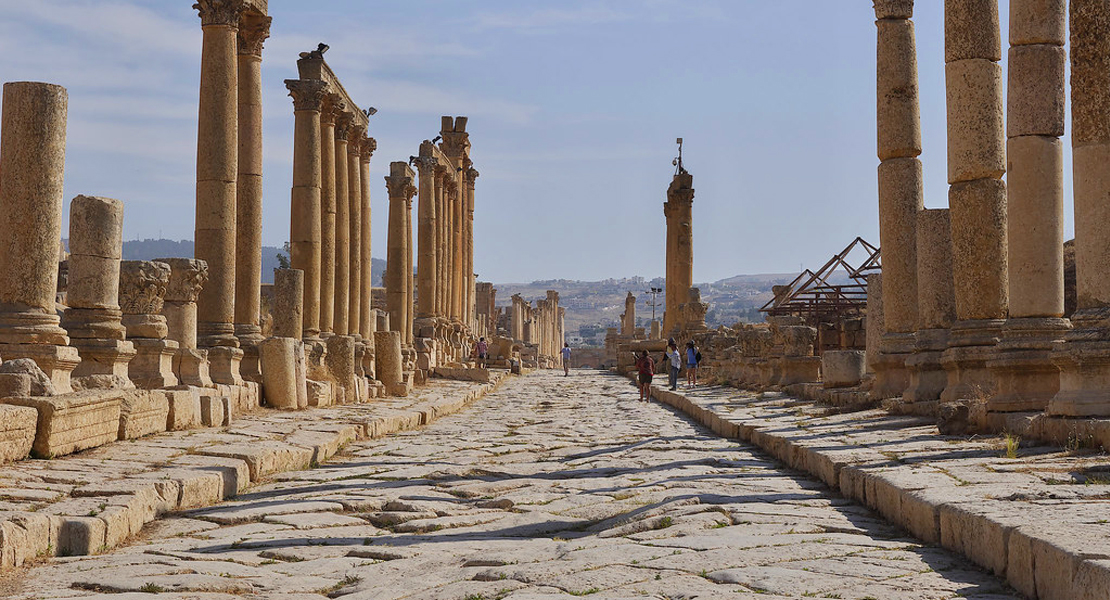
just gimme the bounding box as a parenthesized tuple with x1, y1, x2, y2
(1007, 45, 1066, 137)
(55, 515, 106, 557)
(1006, 136, 1064, 318)
(944, 0, 1002, 62)
(199, 393, 226, 427)
(876, 19, 921, 161)
(822, 351, 866, 388)
(432, 367, 491, 383)
(949, 178, 1008, 320)
(0, 404, 37, 463)
(945, 58, 1005, 183)
(938, 503, 1008, 577)
(1009, 0, 1066, 46)
(874, 0, 913, 20)
(306, 379, 331, 407)
(260, 337, 299, 409)
(326, 335, 357, 403)
(916, 209, 956, 329)
(117, 390, 170, 440)
(1073, 144, 1110, 308)
(128, 338, 178, 389)
(1075, 559, 1110, 600)
(165, 389, 201, 431)
(4, 391, 122, 458)
(199, 441, 313, 482)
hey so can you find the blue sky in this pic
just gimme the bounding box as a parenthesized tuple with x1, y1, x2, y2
(0, 1, 1067, 283)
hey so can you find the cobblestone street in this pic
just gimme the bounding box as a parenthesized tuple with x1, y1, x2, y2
(8, 372, 1020, 599)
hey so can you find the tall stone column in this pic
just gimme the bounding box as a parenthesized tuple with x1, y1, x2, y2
(403, 171, 416, 347)
(0, 82, 80, 392)
(904, 209, 956, 403)
(415, 144, 438, 320)
(663, 170, 694, 336)
(435, 166, 450, 318)
(939, 0, 1009, 403)
(194, 0, 242, 351)
(285, 78, 327, 341)
(1048, 0, 1110, 416)
(871, 0, 924, 399)
(319, 94, 342, 336)
(159, 258, 212, 387)
(359, 137, 376, 340)
(233, 12, 270, 382)
(987, 0, 1069, 413)
(385, 162, 417, 345)
(333, 113, 351, 336)
(347, 124, 365, 339)
(465, 164, 479, 328)
(63, 195, 135, 385)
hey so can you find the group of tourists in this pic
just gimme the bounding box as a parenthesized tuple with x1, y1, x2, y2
(634, 338, 702, 401)
(472, 337, 574, 377)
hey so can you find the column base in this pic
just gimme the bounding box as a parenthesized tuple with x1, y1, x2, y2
(986, 317, 1070, 413)
(70, 338, 136, 383)
(1047, 309, 1110, 416)
(206, 345, 244, 386)
(870, 332, 915, 400)
(0, 343, 81, 394)
(174, 348, 213, 388)
(903, 329, 948, 404)
(62, 308, 126, 341)
(0, 311, 69, 346)
(198, 321, 239, 349)
(235, 325, 265, 384)
(939, 319, 1005, 404)
(129, 339, 179, 389)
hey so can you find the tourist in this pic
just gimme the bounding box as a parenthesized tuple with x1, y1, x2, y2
(475, 337, 488, 368)
(634, 350, 655, 401)
(561, 343, 572, 376)
(685, 341, 700, 388)
(665, 339, 682, 390)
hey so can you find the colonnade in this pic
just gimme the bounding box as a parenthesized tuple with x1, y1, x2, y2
(874, 0, 1110, 418)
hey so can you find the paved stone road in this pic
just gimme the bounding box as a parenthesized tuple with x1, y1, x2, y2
(7, 372, 1021, 599)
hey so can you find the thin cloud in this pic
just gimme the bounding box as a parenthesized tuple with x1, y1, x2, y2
(471, 6, 632, 32)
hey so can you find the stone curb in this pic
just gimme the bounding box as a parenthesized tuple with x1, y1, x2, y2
(0, 373, 508, 570)
(641, 378, 1110, 600)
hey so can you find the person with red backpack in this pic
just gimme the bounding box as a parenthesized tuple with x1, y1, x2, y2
(635, 350, 655, 402)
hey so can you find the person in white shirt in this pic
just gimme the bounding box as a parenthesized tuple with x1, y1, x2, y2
(664, 339, 682, 390)
(561, 344, 572, 376)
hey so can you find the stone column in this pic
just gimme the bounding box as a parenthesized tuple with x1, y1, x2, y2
(120, 261, 178, 389)
(194, 0, 242, 351)
(987, 0, 1069, 412)
(465, 164, 479, 329)
(0, 82, 80, 392)
(939, 0, 1009, 403)
(233, 13, 270, 382)
(63, 195, 135, 386)
(385, 162, 417, 345)
(360, 137, 376, 340)
(436, 166, 450, 319)
(319, 94, 342, 336)
(404, 172, 415, 348)
(623, 292, 636, 336)
(871, 0, 924, 399)
(333, 113, 351, 336)
(1048, 0, 1110, 416)
(375, 330, 407, 396)
(416, 145, 438, 320)
(663, 170, 694, 336)
(451, 173, 465, 323)
(347, 124, 366, 339)
(159, 258, 212, 387)
(264, 267, 306, 410)
(904, 209, 956, 403)
(285, 78, 327, 343)
(272, 268, 304, 339)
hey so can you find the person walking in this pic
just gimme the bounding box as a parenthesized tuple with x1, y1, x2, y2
(561, 343, 572, 376)
(685, 341, 700, 388)
(665, 339, 682, 391)
(474, 337, 488, 368)
(634, 350, 655, 401)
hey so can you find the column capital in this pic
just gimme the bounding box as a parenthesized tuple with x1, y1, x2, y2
(347, 123, 367, 149)
(284, 79, 327, 112)
(360, 137, 377, 163)
(320, 94, 345, 126)
(444, 175, 458, 195)
(414, 155, 438, 174)
(439, 131, 470, 160)
(334, 112, 353, 140)
(119, 260, 171, 316)
(237, 12, 271, 56)
(465, 166, 479, 189)
(386, 162, 417, 205)
(434, 163, 450, 183)
(194, 0, 244, 27)
(159, 258, 209, 303)
(873, 0, 913, 20)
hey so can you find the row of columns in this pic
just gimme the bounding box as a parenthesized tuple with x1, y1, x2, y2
(873, 0, 1110, 417)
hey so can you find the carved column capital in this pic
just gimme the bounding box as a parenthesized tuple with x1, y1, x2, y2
(444, 176, 458, 195)
(439, 132, 470, 160)
(334, 112, 353, 140)
(434, 164, 450, 184)
(873, 0, 913, 20)
(285, 79, 327, 112)
(159, 258, 209, 304)
(119, 261, 171, 315)
(465, 167, 479, 189)
(347, 123, 367, 151)
(237, 12, 271, 56)
(194, 0, 244, 27)
(414, 155, 438, 174)
(360, 137, 377, 163)
(320, 94, 345, 126)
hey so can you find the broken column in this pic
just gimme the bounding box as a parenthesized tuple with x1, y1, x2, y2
(119, 261, 178, 390)
(904, 209, 956, 403)
(159, 258, 211, 388)
(871, 0, 923, 399)
(374, 330, 407, 397)
(233, 11, 270, 382)
(62, 195, 135, 387)
(285, 77, 327, 340)
(988, 0, 1069, 413)
(1048, 0, 1110, 416)
(262, 268, 307, 409)
(0, 82, 81, 392)
(939, 0, 1009, 403)
(663, 169, 694, 336)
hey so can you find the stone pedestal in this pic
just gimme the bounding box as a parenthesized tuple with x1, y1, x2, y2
(904, 208, 956, 404)
(0, 82, 80, 392)
(120, 261, 178, 390)
(374, 330, 408, 397)
(988, 317, 1070, 411)
(260, 337, 299, 409)
(940, 320, 1005, 403)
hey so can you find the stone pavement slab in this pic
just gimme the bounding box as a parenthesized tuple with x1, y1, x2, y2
(4, 371, 1022, 599)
